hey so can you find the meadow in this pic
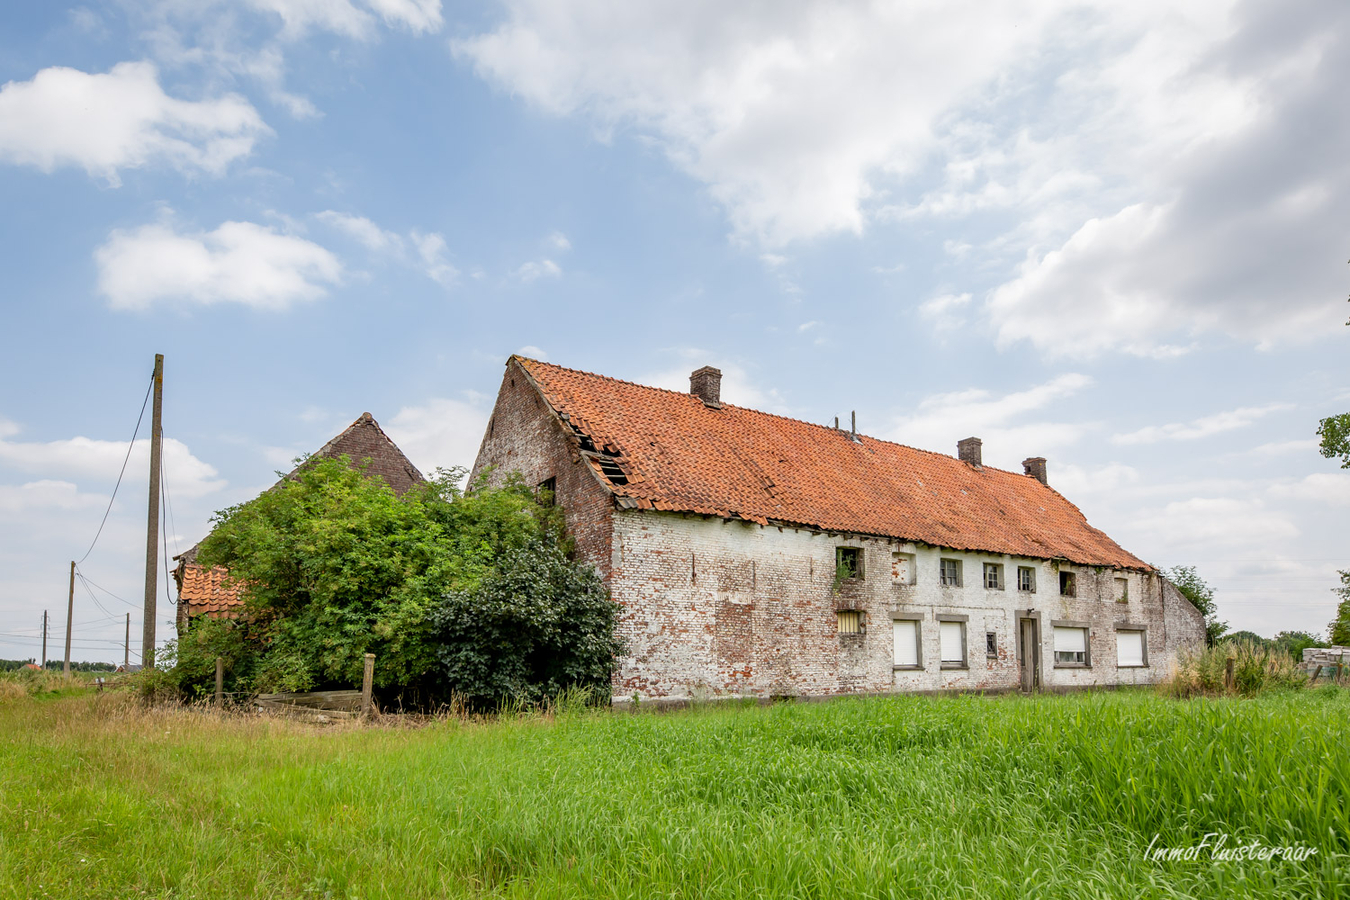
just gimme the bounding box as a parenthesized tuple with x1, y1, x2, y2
(0, 685, 1346, 899)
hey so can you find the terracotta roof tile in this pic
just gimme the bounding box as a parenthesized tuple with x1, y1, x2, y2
(517, 357, 1151, 571)
(178, 564, 245, 618)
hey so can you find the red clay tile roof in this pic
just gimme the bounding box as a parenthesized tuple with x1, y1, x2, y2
(175, 412, 426, 617)
(178, 564, 244, 618)
(516, 357, 1151, 571)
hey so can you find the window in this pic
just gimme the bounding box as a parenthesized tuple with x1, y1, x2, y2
(1053, 626, 1089, 666)
(892, 619, 920, 668)
(1114, 577, 1129, 603)
(837, 610, 862, 634)
(940, 558, 962, 587)
(836, 547, 863, 580)
(1017, 566, 1036, 592)
(892, 552, 917, 585)
(537, 476, 557, 506)
(986, 632, 998, 658)
(940, 620, 967, 667)
(1059, 570, 1077, 597)
(983, 563, 1004, 590)
(1116, 630, 1146, 667)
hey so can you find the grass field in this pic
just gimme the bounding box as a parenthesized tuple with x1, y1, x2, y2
(1, 687, 1347, 899)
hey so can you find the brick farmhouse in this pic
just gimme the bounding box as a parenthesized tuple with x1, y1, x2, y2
(471, 356, 1206, 702)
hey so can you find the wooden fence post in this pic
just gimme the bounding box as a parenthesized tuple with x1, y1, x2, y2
(361, 653, 375, 718)
(215, 657, 224, 707)
(1224, 657, 1235, 693)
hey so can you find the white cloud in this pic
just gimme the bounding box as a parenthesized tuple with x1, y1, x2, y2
(1112, 403, 1292, 446)
(385, 397, 489, 473)
(0, 481, 107, 514)
(515, 259, 562, 282)
(0, 431, 224, 499)
(241, 0, 443, 39)
(457, 0, 1070, 247)
(0, 61, 268, 184)
(317, 211, 403, 253)
(412, 231, 458, 287)
(1144, 496, 1299, 547)
(1281, 472, 1350, 506)
(1247, 438, 1320, 457)
(886, 373, 1094, 468)
(517, 345, 548, 361)
(458, 2, 1350, 357)
(95, 218, 342, 311)
(918, 292, 972, 331)
(545, 231, 571, 252)
(1051, 463, 1142, 498)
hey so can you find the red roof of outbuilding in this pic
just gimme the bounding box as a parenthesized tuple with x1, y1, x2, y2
(516, 357, 1151, 571)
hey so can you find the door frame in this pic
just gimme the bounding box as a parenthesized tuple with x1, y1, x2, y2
(1017, 610, 1042, 692)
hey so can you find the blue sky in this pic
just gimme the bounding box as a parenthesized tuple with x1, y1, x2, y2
(1, 0, 1346, 662)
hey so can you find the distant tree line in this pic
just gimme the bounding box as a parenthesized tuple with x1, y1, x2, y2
(0, 659, 116, 672)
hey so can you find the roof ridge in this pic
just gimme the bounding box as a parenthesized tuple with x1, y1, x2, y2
(516, 356, 1043, 484)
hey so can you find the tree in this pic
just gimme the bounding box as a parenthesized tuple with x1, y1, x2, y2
(188, 458, 606, 703)
(1166, 566, 1228, 646)
(1318, 413, 1350, 468)
(1329, 570, 1350, 647)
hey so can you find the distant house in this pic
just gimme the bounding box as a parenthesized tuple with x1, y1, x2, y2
(471, 356, 1207, 702)
(173, 412, 425, 624)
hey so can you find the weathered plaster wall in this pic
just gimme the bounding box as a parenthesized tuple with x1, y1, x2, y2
(608, 510, 1205, 702)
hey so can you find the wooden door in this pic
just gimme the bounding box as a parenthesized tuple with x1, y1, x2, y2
(1019, 618, 1040, 692)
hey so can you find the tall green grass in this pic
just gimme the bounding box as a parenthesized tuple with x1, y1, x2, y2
(1160, 639, 1308, 698)
(1, 689, 1346, 898)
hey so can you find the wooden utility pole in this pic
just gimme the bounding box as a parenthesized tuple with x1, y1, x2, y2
(63, 561, 74, 674)
(41, 610, 48, 668)
(124, 613, 130, 670)
(215, 657, 224, 707)
(142, 354, 163, 669)
(361, 653, 375, 718)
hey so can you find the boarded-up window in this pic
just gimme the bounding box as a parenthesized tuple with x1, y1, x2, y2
(893, 620, 919, 667)
(1117, 630, 1145, 667)
(1053, 626, 1088, 665)
(837, 610, 862, 634)
(940, 621, 966, 666)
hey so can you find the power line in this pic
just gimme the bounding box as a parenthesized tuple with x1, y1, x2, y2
(76, 572, 137, 607)
(77, 373, 154, 565)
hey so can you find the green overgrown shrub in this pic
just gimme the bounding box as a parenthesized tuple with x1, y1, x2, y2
(1160, 639, 1306, 698)
(155, 459, 616, 708)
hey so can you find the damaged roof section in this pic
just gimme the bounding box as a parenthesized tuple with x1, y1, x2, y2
(514, 356, 1151, 571)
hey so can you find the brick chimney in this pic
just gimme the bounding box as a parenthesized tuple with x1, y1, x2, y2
(1023, 457, 1048, 485)
(690, 366, 722, 408)
(957, 437, 982, 467)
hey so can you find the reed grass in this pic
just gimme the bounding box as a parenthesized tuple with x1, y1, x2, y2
(0, 688, 1345, 899)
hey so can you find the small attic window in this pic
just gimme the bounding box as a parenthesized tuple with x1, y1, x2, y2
(537, 477, 557, 506)
(1060, 571, 1077, 597)
(836, 547, 862, 580)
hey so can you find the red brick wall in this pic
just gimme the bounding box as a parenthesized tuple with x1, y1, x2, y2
(469, 359, 614, 580)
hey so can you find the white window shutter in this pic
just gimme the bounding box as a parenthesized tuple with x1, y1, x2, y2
(940, 621, 964, 663)
(1117, 631, 1144, 667)
(893, 620, 919, 666)
(1053, 626, 1086, 653)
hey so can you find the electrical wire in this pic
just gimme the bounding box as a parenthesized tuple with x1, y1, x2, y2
(77, 373, 154, 565)
(76, 572, 137, 608)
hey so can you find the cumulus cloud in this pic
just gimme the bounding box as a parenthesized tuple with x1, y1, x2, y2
(0, 480, 106, 514)
(384, 397, 490, 473)
(1282, 471, 1350, 506)
(95, 218, 342, 310)
(1145, 496, 1299, 546)
(517, 345, 548, 361)
(0, 61, 268, 184)
(0, 431, 225, 499)
(458, 1, 1350, 357)
(1112, 403, 1292, 446)
(317, 211, 457, 287)
(245, 0, 443, 38)
(515, 259, 562, 282)
(885, 373, 1094, 468)
(918, 292, 972, 331)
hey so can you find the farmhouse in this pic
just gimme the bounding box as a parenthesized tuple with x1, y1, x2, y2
(173, 412, 424, 623)
(471, 356, 1206, 702)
